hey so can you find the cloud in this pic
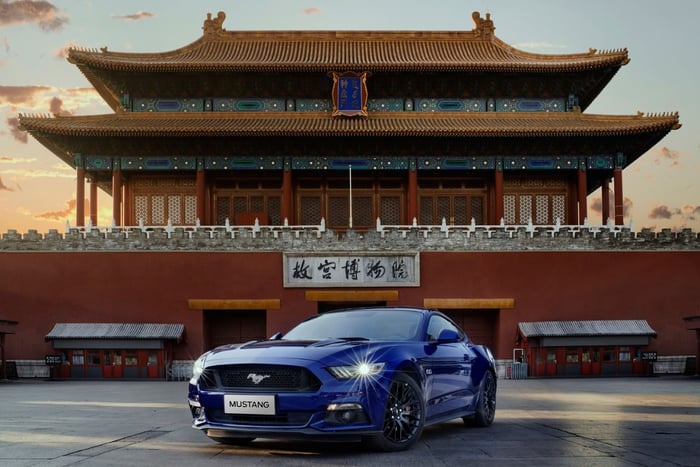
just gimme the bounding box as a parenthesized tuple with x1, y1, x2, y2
(588, 193, 631, 218)
(0, 155, 34, 163)
(681, 205, 700, 222)
(303, 7, 321, 15)
(34, 198, 75, 220)
(54, 41, 77, 59)
(35, 197, 89, 221)
(49, 96, 72, 116)
(2, 166, 74, 178)
(0, 174, 14, 191)
(6, 116, 27, 143)
(0, 85, 52, 106)
(651, 146, 682, 168)
(112, 11, 155, 21)
(649, 205, 675, 219)
(648, 204, 699, 223)
(0, 0, 69, 31)
(1, 85, 106, 118)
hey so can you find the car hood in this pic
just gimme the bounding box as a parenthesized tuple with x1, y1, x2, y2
(202, 339, 391, 368)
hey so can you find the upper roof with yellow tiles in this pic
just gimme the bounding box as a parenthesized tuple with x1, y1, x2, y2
(67, 11, 629, 73)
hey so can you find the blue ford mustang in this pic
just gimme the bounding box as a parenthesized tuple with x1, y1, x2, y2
(188, 306, 497, 451)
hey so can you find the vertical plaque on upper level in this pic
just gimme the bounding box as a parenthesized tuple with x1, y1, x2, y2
(329, 71, 369, 118)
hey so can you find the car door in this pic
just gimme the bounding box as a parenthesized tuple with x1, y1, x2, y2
(424, 314, 477, 418)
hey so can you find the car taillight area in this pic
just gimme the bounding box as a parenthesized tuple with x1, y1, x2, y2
(198, 364, 322, 392)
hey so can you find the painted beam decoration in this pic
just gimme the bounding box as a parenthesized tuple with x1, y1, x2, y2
(284, 252, 419, 287)
(329, 71, 370, 118)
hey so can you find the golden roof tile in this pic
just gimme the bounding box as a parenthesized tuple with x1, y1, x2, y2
(18, 111, 680, 138)
(67, 11, 629, 73)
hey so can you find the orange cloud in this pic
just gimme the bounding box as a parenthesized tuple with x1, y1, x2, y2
(35, 198, 89, 221)
(649, 205, 675, 219)
(304, 7, 321, 15)
(0, 85, 53, 106)
(589, 194, 631, 217)
(651, 146, 682, 168)
(6, 116, 27, 143)
(49, 96, 72, 116)
(648, 204, 699, 223)
(0, 174, 14, 191)
(54, 41, 77, 59)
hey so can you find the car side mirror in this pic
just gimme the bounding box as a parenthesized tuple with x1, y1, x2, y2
(436, 329, 460, 343)
(269, 332, 283, 340)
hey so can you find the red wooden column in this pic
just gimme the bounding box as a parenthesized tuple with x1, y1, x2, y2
(407, 163, 417, 223)
(196, 162, 206, 223)
(613, 153, 625, 226)
(112, 165, 122, 226)
(282, 166, 293, 224)
(76, 167, 85, 227)
(577, 165, 587, 224)
(89, 178, 98, 225)
(601, 178, 611, 224)
(613, 168, 624, 225)
(494, 162, 504, 224)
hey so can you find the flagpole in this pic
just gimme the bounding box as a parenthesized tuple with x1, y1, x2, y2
(348, 164, 353, 229)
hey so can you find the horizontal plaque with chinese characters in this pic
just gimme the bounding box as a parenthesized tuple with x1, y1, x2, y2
(284, 252, 419, 287)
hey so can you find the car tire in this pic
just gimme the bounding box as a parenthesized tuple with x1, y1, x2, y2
(465, 371, 496, 427)
(366, 373, 425, 452)
(209, 436, 256, 446)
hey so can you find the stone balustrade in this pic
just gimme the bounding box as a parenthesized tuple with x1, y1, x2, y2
(1, 222, 699, 251)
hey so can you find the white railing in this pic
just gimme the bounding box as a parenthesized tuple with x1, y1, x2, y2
(375, 217, 633, 239)
(67, 216, 633, 241)
(68, 217, 327, 240)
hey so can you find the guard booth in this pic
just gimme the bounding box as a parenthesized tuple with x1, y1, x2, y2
(516, 320, 657, 377)
(45, 323, 185, 379)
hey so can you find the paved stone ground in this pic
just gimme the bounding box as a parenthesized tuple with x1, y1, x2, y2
(0, 376, 698, 466)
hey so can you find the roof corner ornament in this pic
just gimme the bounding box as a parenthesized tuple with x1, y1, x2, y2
(472, 11, 495, 40)
(203, 11, 226, 37)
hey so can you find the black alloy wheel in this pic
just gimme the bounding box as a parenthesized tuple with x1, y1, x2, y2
(367, 373, 425, 451)
(467, 371, 496, 427)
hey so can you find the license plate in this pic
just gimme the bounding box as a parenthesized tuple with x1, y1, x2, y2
(224, 394, 275, 415)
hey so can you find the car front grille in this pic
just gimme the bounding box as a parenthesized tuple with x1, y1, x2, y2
(199, 364, 321, 392)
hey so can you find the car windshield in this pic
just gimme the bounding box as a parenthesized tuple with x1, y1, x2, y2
(283, 308, 423, 341)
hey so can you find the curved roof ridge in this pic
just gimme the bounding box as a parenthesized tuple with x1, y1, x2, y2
(66, 10, 630, 72)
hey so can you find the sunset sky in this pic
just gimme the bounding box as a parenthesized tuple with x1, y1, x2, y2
(0, 0, 698, 233)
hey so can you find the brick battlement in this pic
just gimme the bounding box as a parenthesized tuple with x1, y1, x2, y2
(1, 223, 699, 251)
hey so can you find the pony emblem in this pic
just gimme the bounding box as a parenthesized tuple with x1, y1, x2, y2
(247, 373, 271, 385)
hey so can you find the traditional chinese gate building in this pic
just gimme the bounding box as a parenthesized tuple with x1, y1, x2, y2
(9, 11, 695, 379)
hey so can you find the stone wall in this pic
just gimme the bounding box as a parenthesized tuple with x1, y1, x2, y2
(1, 224, 699, 251)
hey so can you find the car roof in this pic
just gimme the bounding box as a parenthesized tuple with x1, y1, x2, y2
(322, 306, 433, 315)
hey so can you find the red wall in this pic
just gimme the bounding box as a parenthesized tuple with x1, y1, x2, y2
(1, 250, 697, 360)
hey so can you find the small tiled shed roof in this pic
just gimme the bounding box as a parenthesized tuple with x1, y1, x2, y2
(518, 320, 657, 338)
(67, 11, 629, 74)
(45, 323, 185, 340)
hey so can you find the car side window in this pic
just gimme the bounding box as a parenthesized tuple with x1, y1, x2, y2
(426, 315, 463, 342)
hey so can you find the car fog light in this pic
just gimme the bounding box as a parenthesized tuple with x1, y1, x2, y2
(325, 403, 368, 425)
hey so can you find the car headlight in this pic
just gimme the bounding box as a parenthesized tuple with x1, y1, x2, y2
(190, 353, 208, 384)
(327, 362, 385, 379)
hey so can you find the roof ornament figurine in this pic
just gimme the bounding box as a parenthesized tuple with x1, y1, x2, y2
(203, 11, 226, 37)
(472, 11, 495, 39)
